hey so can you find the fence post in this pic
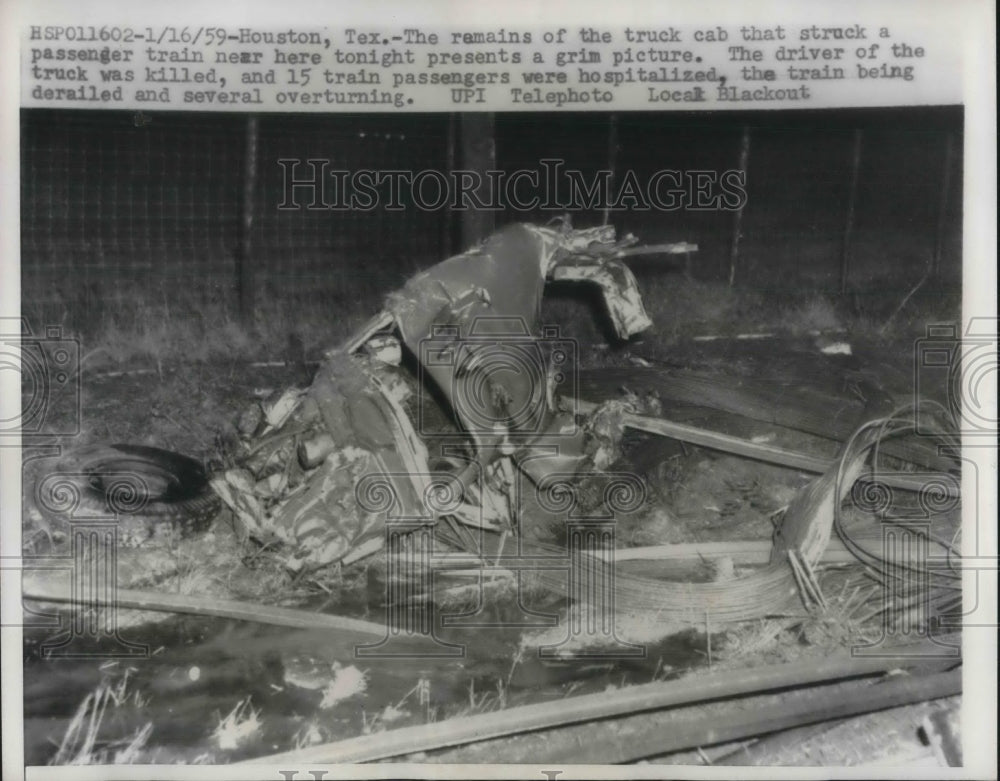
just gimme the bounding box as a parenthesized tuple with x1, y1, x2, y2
(728, 125, 751, 287)
(459, 113, 496, 249)
(238, 115, 259, 326)
(443, 113, 458, 257)
(840, 128, 863, 295)
(931, 132, 955, 278)
(602, 113, 619, 227)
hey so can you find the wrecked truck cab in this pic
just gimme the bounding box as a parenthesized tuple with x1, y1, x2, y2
(215, 222, 688, 572)
(382, 223, 655, 453)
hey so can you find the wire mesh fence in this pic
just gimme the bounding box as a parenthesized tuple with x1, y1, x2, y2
(20, 110, 453, 329)
(20, 108, 962, 333)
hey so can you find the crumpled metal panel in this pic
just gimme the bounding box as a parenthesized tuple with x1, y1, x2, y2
(388, 224, 552, 348)
(308, 351, 431, 519)
(551, 260, 652, 338)
(215, 222, 667, 574)
(214, 350, 434, 572)
(384, 222, 654, 465)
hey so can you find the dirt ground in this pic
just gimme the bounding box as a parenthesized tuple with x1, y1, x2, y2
(19, 279, 963, 766)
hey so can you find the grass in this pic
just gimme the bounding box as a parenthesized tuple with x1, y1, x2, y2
(23, 276, 386, 376)
(781, 295, 843, 335)
(641, 275, 769, 342)
(23, 236, 964, 766)
(21, 226, 962, 379)
(50, 670, 152, 765)
(212, 696, 262, 753)
(543, 270, 958, 367)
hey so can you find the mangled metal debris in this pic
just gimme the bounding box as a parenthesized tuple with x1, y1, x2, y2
(207, 219, 959, 641)
(212, 222, 692, 573)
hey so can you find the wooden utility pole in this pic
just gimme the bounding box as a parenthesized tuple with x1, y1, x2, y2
(238, 115, 259, 325)
(443, 113, 458, 257)
(931, 132, 955, 277)
(602, 113, 619, 227)
(728, 126, 751, 287)
(840, 129, 863, 295)
(459, 113, 496, 249)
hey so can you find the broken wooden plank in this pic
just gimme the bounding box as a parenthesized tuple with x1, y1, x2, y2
(578, 366, 951, 472)
(441, 667, 961, 764)
(433, 534, 951, 571)
(21, 573, 390, 640)
(576, 397, 833, 471)
(239, 635, 959, 765)
(615, 241, 698, 257)
(574, 399, 957, 498)
(609, 535, 952, 567)
(712, 716, 852, 765)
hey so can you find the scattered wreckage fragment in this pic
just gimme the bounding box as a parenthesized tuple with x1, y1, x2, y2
(213, 222, 691, 573)
(207, 218, 958, 633)
(22, 221, 962, 769)
(26, 219, 960, 638)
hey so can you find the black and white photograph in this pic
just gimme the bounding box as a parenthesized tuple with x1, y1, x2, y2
(1, 2, 995, 779)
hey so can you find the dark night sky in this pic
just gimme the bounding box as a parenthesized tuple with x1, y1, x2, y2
(21, 105, 963, 313)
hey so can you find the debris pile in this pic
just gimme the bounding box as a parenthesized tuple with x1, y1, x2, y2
(212, 222, 680, 575)
(202, 221, 960, 638)
(27, 222, 961, 640)
(22, 221, 965, 767)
